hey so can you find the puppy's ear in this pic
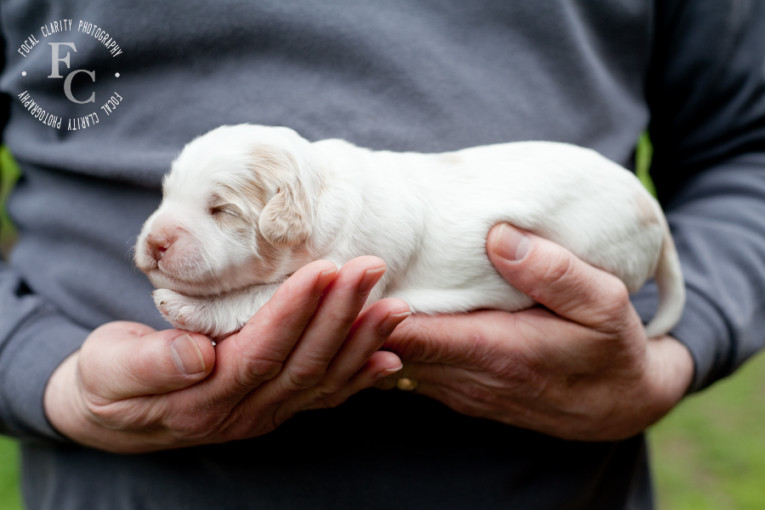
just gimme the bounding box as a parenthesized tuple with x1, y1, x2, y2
(258, 179, 312, 246)
(249, 142, 316, 247)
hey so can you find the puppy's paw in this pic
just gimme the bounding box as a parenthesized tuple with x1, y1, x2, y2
(153, 288, 203, 329)
(153, 289, 230, 338)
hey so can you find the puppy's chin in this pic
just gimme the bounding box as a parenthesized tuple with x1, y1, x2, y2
(145, 269, 245, 298)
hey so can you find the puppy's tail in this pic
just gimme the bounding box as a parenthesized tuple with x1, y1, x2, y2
(644, 230, 685, 338)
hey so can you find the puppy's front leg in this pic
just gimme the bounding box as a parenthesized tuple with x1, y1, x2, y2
(153, 284, 281, 339)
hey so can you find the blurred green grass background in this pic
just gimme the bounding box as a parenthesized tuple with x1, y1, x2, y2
(651, 352, 765, 509)
(0, 436, 21, 510)
(1, 146, 22, 510)
(2, 140, 765, 509)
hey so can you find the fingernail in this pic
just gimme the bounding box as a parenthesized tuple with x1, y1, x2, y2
(170, 334, 207, 375)
(492, 224, 530, 261)
(360, 265, 386, 292)
(379, 310, 412, 336)
(315, 266, 338, 292)
(376, 362, 404, 379)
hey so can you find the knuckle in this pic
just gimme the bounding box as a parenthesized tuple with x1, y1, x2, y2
(269, 402, 300, 433)
(82, 397, 126, 428)
(285, 362, 327, 390)
(605, 282, 631, 312)
(540, 251, 577, 287)
(231, 333, 288, 387)
(311, 386, 350, 409)
(459, 382, 495, 404)
(165, 413, 224, 442)
(489, 358, 539, 388)
(235, 356, 284, 387)
(217, 408, 268, 441)
(79, 388, 147, 430)
(319, 394, 349, 409)
(545, 252, 573, 283)
(595, 280, 633, 330)
(325, 308, 359, 333)
(490, 367, 546, 406)
(314, 379, 345, 397)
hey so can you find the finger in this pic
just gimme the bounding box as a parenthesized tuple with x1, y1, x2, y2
(375, 361, 532, 425)
(486, 223, 634, 330)
(375, 352, 478, 391)
(319, 298, 410, 389)
(374, 361, 473, 406)
(382, 310, 516, 366)
(393, 378, 513, 425)
(299, 350, 404, 411)
(274, 256, 388, 392)
(270, 349, 402, 429)
(79, 321, 215, 401)
(382, 306, 608, 380)
(229, 260, 397, 426)
(213, 259, 338, 392)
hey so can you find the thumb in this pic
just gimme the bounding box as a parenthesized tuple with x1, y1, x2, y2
(486, 223, 630, 327)
(80, 321, 216, 401)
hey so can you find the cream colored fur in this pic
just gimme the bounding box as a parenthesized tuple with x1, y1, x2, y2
(134, 124, 685, 339)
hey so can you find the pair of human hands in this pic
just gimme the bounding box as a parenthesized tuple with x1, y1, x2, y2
(44, 224, 694, 453)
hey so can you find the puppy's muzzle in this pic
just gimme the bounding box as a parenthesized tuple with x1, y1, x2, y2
(146, 232, 174, 262)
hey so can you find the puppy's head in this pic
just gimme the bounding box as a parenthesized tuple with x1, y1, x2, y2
(135, 124, 319, 296)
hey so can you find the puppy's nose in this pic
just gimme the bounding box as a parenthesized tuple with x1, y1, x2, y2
(146, 232, 174, 261)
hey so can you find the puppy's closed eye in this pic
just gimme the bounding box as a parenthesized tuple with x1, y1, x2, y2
(207, 194, 248, 229)
(209, 204, 240, 218)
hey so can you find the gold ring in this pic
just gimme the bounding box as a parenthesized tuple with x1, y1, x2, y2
(396, 377, 419, 391)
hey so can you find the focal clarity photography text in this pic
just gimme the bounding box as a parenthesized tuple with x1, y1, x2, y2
(15, 19, 124, 131)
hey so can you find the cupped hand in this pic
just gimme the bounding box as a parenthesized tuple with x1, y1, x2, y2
(379, 224, 693, 441)
(44, 256, 410, 453)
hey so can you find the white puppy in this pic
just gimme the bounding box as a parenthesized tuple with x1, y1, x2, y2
(135, 124, 684, 339)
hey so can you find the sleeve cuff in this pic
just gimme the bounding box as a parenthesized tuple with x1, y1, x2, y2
(0, 311, 88, 441)
(632, 282, 731, 393)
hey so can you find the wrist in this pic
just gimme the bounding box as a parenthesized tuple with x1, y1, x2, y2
(644, 335, 694, 423)
(43, 351, 102, 448)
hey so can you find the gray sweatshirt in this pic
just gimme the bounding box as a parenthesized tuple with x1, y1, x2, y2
(2, 1, 765, 509)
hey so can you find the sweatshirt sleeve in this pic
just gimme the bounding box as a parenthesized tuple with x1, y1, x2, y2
(0, 267, 89, 440)
(641, 1, 765, 391)
(0, 23, 87, 440)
